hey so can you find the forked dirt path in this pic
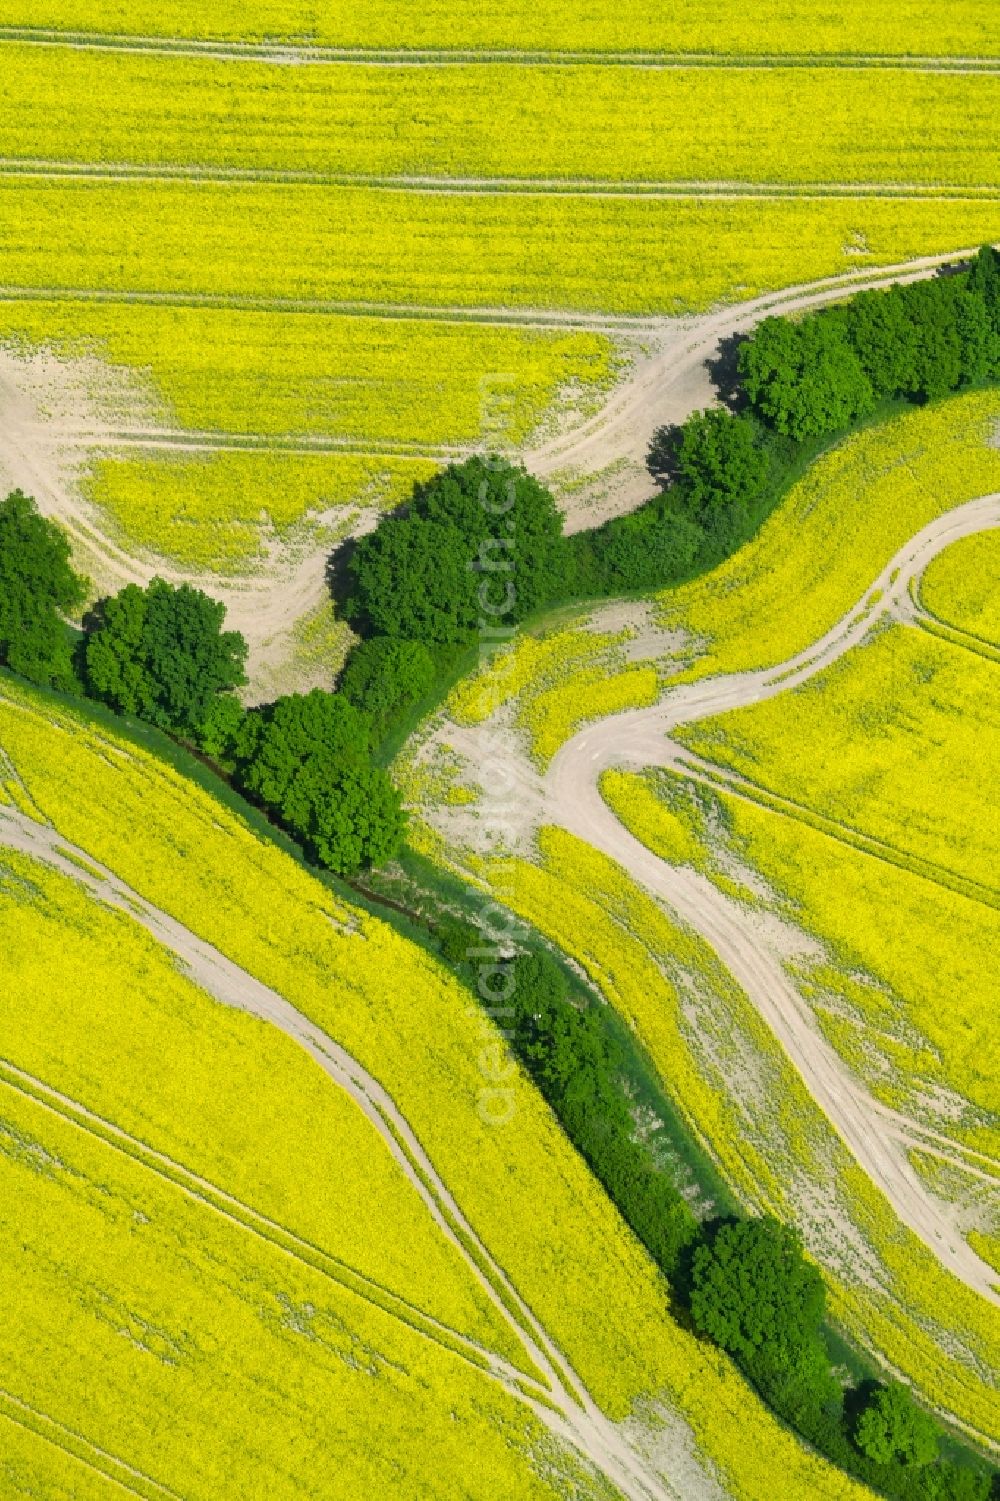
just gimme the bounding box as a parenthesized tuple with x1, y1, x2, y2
(0, 801, 686, 1501)
(544, 493, 1000, 1302)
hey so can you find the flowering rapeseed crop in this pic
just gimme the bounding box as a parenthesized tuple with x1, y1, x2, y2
(660, 393, 1000, 678)
(4, 46, 1000, 190)
(921, 529, 1000, 647)
(449, 627, 658, 765)
(4, 180, 1000, 316)
(4, 0, 996, 57)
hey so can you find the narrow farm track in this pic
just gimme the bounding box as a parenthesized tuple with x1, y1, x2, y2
(2, 160, 998, 200)
(544, 494, 1000, 1303)
(903, 582, 1000, 664)
(0, 804, 675, 1501)
(3, 30, 1000, 71)
(0, 1386, 184, 1501)
(0, 283, 677, 334)
(0, 1055, 545, 1397)
(12, 420, 461, 461)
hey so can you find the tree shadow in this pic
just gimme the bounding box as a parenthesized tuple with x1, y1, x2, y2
(842, 1378, 880, 1438)
(707, 332, 750, 413)
(325, 532, 357, 613)
(645, 423, 683, 489)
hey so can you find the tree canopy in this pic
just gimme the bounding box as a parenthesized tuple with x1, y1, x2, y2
(738, 312, 876, 440)
(0, 490, 85, 689)
(738, 248, 1000, 444)
(346, 457, 566, 644)
(84, 578, 247, 735)
(689, 1216, 826, 1365)
(854, 1383, 940, 1469)
(663, 409, 769, 518)
(235, 690, 404, 876)
(338, 636, 435, 741)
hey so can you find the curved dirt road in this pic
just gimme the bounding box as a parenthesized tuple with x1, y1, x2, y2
(0, 801, 684, 1501)
(544, 493, 1000, 1302)
(0, 247, 988, 698)
(528, 248, 991, 526)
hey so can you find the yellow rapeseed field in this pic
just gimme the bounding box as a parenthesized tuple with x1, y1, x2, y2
(85, 450, 439, 571)
(0, 679, 884, 1499)
(0, 299, 614, 444)
(4, 0, 997, 56)
(4, 46, 1000, 188)
(678, 623, 1000, 897)
(4, 179, 1000, 315)
(0, 845, 522, 1362)
(660, 393, 1000, 678)
(0, 1082, 585, 1501)
(921, 529, 1000, 647)
(448, 626, 659, 765)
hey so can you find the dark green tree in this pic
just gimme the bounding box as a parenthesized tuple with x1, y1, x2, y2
(338, 636, 436, 742)
(739, 313, 876, 439)
(197, 693, 248, 762)
(665, 409, 769, 518)
(500, 950, 698, 1275)
(236, 690, 403, 876)
(85, 578, 246, 735)
(853, 1382, 939, 1468)
(346, 457, 566, 645)
(0, 490, 86, 689)
(845, 287, 921, 398)
(899, 280, 966, 400)
(967, 244, 1000, 337)
(286, 758, 405, 876)
(568, 499, 704, 595)
(690, 1217, 826, 1366)
(238, 690, 370, 810)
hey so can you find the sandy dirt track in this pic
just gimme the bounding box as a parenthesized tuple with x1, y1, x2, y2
(542, 494, 1000, 1302)
(0, 801, 702, 1501)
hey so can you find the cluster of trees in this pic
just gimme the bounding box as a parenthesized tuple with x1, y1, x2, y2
(0, 495, 402, 877)
(575, 245, 1000, 599)
(220, 690, 404, 876)
(331, 253, 1000, 696)
(740, 246, 1000, 441)
(444, 927, 994, 1501)
(688, 1219, 989, 1498)
(346, 457, 567, 645)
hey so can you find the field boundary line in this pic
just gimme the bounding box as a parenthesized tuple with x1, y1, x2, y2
(0, 247, 984, 331)
(0, 1387, 182, 1501)
(0, 1055, 546, 1397)
(0, 281, 663, 331)
(2, 29, 1000, 70)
